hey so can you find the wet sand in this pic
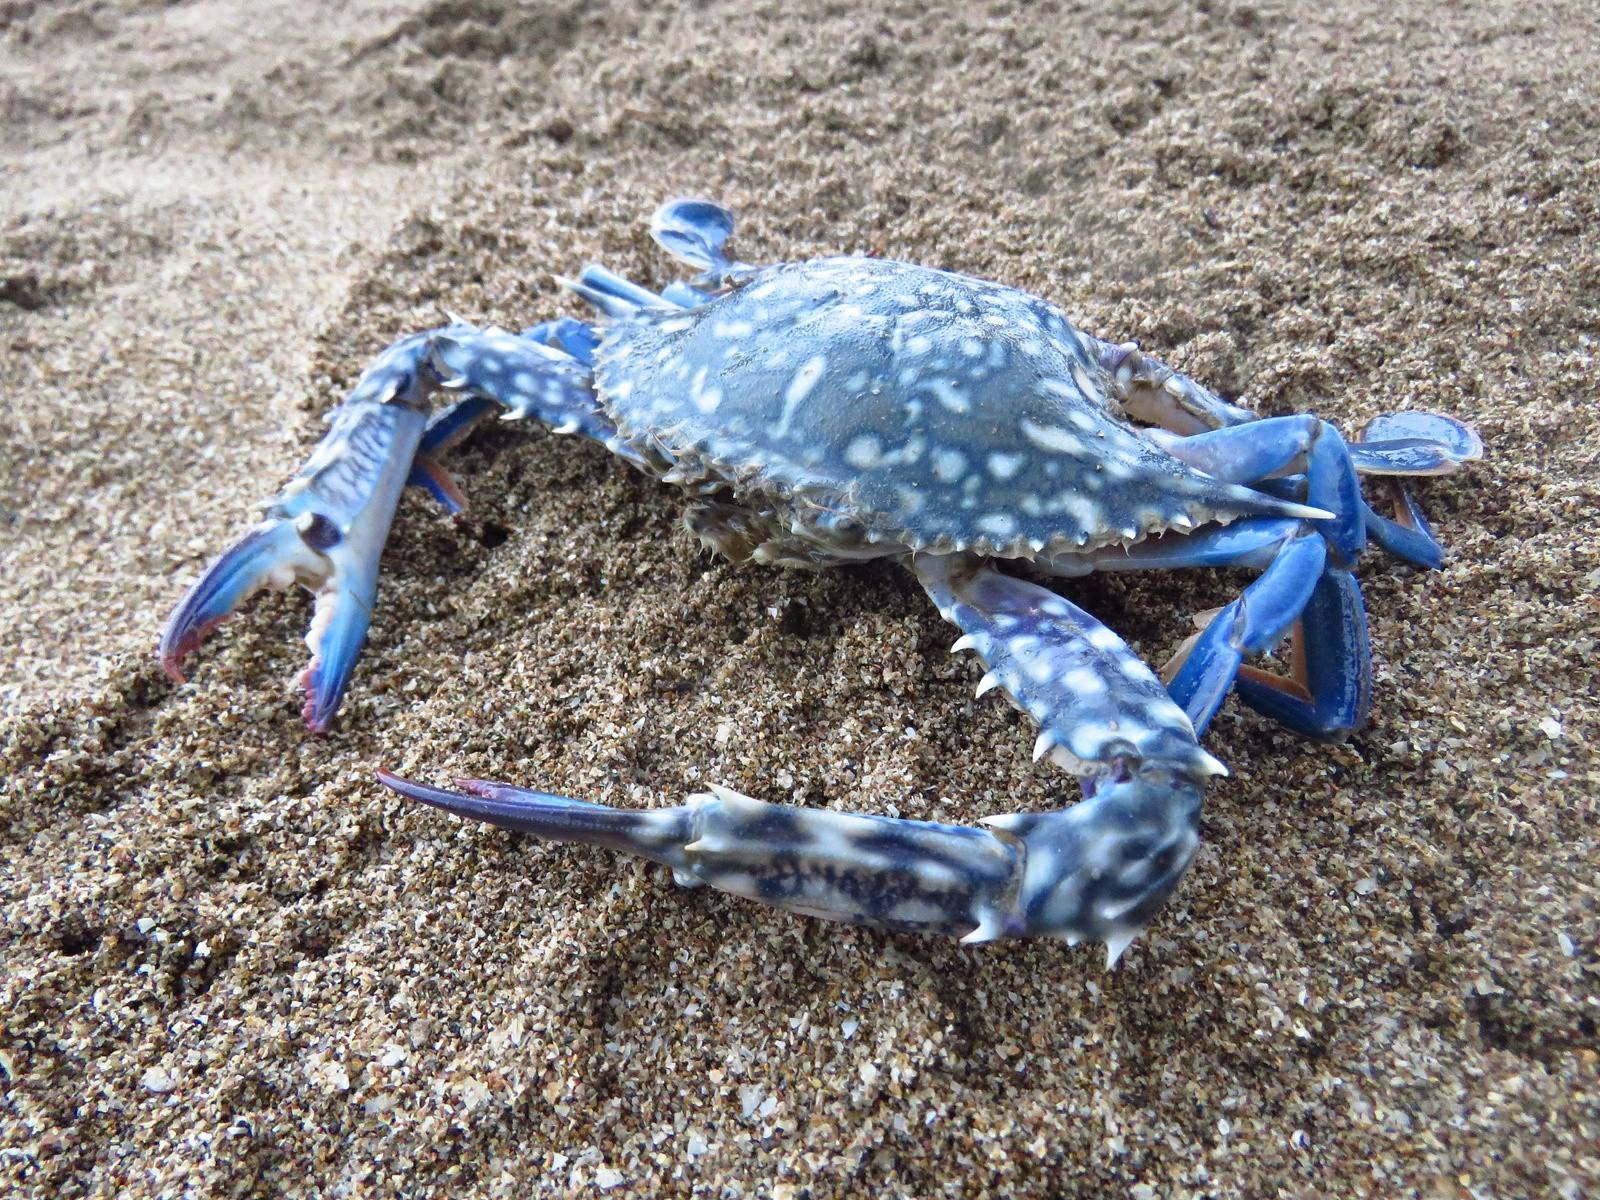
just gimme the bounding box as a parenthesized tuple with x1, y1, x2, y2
(2, 0, 1596, 1195)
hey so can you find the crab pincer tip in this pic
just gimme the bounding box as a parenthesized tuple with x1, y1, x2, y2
(158, 642, 193, 685)
(158, 521, 306, 689)
(376, 769, 486, 813)
(299, 586, 375, 734)
(375, 768, 429, 798)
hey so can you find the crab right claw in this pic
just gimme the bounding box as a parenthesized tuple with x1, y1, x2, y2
(159, 336, 434, 732)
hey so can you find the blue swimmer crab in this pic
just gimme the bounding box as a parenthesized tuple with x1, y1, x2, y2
(160, 201, 1482, 964)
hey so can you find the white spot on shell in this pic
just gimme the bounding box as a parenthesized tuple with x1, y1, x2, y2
(977, 513, 1017, 539)
(774, 354, 827, 436)
(845, 434, 883, 469)
(932, 448, 967, 483)
(1069, 359, 1102, 400)
(1021, 417, 1085, 455)
(1087, 626, 1124, 652)
(1101, 458, 1135, 481)
(1063, 667, 1106, 696)
(1061, 494, 1103, 532)
(925, 380, 969, 414)
(988, 452, 1025, 480)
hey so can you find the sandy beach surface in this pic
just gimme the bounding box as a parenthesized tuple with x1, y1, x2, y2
(3, 0, 1597, 1195)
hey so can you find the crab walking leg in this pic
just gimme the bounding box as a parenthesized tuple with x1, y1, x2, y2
(403, 318, 616, 516)
(1226, 567, 1371, 738)
(379, 772, 1026, 940)
(160, 321, 634, 731)
(1103, 330, 1480, 570)
(383, 558, 1226, 960)
(1152, 422, 1374, 737)
(1344, 411, 1478, 567)
(1040, 516, 1308, 577)
(1041, 412, 1399, 737)
(1147, 537, 1373, 741)
(1160, 533, 1330, 729)
(1145, 415, 1321, 484)
(1361, 486, 1443, 569)
(1051, 518, 1370, 741)
(649, 198, 754, 284)
(1348, 410, 1484, 477)
(1145, 414, 1454, 568)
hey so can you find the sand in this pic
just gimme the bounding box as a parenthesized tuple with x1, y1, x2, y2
(2, 0, 1597, 1195)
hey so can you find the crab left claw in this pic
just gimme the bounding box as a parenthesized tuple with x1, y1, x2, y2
(159, 335, 435, 732)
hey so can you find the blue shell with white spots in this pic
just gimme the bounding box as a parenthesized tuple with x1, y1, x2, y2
(596, 257, 1300, 556)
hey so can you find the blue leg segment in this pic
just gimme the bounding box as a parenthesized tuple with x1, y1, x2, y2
(1146, 414, 1451, 572)
(565, 264, 673, 315)
(1165, 532, 1327, 735)
(1349, 439, 1463, 476)
(521, 317, 599, 366)
(1091, 365, 1478, 740)
(1053, 516, 1306, 575)
(662, 280, 716, 307)
(1234, 567, 1372, 738)
(1344, 410, 1477, 563)
(1305, 422, 1367, 565)
(1354, 411, 1483, 473)
(427, 325, 599, 432)
(1362, 487, 1443, 569)
(406, 397, 500, 514)
(420, 397, 499, 456)
(1150, 415, 1320, 484)
(403, 319, 616, 514)
(1144, 414, 1388, 741)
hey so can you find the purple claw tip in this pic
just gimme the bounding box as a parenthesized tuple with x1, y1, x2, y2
(158, 650, 189, 685)
(301, 667, 334, 734)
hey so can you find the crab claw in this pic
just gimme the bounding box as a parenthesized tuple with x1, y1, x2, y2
(160, 341, 433, 731)
(159, 517, 328, 684)
(296, 527, 386, 734)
